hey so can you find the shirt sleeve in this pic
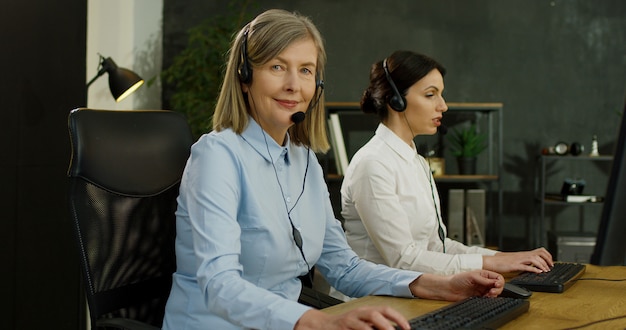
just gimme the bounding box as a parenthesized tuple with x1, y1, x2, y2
(346, 157, 493, 276)
(445, 238, 498, 256)
(314, 183, 422, 298)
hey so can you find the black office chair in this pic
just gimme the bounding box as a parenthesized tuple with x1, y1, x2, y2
(67, 108, 194, 329)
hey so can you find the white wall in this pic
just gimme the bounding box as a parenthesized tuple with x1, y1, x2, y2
(87, 0, 163, 110)
(85, 2, 163, 327)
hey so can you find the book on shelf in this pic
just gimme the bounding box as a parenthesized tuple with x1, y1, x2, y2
(327, 113, 349, 176)
(545, 193, 604, 203)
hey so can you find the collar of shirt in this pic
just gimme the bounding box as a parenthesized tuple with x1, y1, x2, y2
(241, 116, 292, 166)
(375, 123, 417, 162)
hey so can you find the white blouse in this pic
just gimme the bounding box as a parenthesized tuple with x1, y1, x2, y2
(341, 123, 496, 276)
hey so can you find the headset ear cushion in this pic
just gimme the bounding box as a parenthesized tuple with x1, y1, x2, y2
(389, 94, 406, 112)
(382, 58, 406, 112)
(238, 62, 251, 84)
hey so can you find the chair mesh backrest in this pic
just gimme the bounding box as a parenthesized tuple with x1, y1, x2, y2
(67, 108, 193, 327)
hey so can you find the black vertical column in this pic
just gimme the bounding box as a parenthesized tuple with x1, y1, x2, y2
(0, 1, 87, 329)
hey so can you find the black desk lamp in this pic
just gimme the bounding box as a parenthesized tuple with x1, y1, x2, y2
(86, 54, 144, 102)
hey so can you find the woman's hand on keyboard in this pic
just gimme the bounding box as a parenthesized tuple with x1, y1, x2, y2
(409, 270, 505, 302)
(295, 306, 410, 330)
(483, 247, 554, 273)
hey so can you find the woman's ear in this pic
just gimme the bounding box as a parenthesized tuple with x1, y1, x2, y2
(241, 83, 249, 94)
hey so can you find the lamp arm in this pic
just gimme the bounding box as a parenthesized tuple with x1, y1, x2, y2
(86, 67, 107, 88)
(86, 54, 108, 88)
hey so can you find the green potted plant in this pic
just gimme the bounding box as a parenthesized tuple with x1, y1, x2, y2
(447, 124, 487, 174)
(159, 0, 256, 139)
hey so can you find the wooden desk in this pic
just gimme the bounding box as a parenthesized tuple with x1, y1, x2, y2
(323, 265, 626, 329)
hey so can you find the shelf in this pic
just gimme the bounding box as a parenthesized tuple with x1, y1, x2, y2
(325, 173, 343, 181)
(445, 102, 503, 111)
(325, 101, 504, 112)
(542, 199, 604, 205)
(538, 155, 613, 161)
(434, 175, 498, 182)
(534, 154, 613, 248)
(329, 174, 498, 181)
(328, 174, 499, 183)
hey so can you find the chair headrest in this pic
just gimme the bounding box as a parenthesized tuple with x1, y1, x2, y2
(67, 108, 194, 196)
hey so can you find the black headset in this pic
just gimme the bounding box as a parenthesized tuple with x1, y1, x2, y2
(237, 29, 253, 84)
(238, 28, 324, 95)
(382, 58, 406, 112)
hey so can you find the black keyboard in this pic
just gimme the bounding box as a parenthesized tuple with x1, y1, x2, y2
(397, 296, 529, 330)
(509, 262, 586, 293)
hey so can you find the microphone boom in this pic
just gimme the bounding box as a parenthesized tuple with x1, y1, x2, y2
(438, 124, 448, 135)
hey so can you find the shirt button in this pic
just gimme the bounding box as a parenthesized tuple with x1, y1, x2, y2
(286, 197, 291, 203)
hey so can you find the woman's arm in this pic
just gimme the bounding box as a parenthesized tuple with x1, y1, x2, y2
(410, 270, 504, 301)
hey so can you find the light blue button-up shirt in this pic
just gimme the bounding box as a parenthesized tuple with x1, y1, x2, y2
(163, 117, 422, 330)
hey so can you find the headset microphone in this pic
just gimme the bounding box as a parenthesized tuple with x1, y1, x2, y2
(438, 124, 448, 135)
(291, 111, 305, 124)
(290, 78, 323, 125)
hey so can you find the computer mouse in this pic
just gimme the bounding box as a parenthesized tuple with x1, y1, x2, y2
(500, 282, 532, 299)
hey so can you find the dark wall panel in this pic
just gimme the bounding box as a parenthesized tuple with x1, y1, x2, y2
(0, 166, 17, 329)
(163, 0, 626, 248)
(0, 1, 87, 329)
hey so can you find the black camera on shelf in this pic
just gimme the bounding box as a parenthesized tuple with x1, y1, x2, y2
(561, 178, 586, 195)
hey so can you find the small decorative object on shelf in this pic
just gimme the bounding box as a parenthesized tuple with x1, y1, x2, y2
(589, 135, 600, 157)
(542, 142, 569, 155)
(545, 193, 602, 203)
(554, 142, 569, 155)
(560, 178, 586, 195)
(569, 142, 584, 156)
(427, 157, 445, 176)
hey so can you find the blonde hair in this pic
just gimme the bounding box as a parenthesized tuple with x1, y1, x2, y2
(213, 9, 329, 153)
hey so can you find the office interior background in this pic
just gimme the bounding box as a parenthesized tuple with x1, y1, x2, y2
(1, 0, 625, 329)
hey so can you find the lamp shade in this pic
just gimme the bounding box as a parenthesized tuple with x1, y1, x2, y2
(87, 55, 144, 102)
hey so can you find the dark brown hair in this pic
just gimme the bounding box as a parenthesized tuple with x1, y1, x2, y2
(361, 50, 446, 121)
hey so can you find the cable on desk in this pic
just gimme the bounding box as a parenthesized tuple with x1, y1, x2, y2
(560, 314, 626, 330)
